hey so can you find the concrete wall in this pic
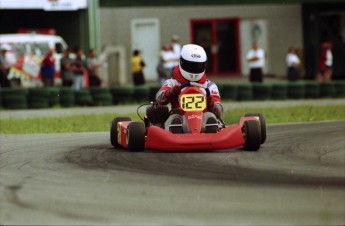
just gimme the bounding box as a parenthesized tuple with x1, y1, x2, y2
(99, 4, 302, 80)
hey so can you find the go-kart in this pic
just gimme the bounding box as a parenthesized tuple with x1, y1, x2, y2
(110, 83, 266, 152)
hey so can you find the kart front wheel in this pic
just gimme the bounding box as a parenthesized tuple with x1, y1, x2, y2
(243, 120, 261, 151)
(127, 122, 146, 152)
(245, 113, 266, 144)
(110, 117, 131, 148)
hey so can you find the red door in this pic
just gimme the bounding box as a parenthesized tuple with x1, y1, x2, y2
(191, 18, 240, 76)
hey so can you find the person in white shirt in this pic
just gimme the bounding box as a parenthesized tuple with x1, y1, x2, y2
(246, 41, 265, 83)
(157, 44, 177, 85)
(286, 47, 301, 81)
(171, 34, 181, 66)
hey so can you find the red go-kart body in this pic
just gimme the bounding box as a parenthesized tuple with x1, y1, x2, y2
(111, 86, 266, 152)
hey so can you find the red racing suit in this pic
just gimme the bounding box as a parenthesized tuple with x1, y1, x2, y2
(155, 66, 223, 118)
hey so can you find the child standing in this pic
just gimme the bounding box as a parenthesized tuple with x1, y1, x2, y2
(131, 49, 146, 86)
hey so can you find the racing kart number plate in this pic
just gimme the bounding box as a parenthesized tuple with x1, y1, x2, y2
(180, 93, 206, 112)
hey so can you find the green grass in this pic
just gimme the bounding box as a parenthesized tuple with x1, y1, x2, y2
(0, 105, 344, 134)
(222, 105, 345, 124)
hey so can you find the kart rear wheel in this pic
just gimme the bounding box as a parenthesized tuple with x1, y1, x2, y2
(110, 117, 131, 148)
(243, 120, 261, 151)
(245, 113, 266, 144)
(127, 122, 146, 152)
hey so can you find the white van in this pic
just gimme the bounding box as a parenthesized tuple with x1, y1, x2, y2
(0, 33, 68, 86)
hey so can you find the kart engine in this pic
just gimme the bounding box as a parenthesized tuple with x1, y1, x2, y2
(146, 103, 170, 125)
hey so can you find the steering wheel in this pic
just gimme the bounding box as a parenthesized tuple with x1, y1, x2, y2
(180, 82, 210, 97)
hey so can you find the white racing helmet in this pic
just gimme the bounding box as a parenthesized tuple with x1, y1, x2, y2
(179, 44, 207, 82)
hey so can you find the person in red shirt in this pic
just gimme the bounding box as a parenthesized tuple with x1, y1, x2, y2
(41, 48, 55, 87)
(316, 40, 333, 82)
(155, 44, 223, 133)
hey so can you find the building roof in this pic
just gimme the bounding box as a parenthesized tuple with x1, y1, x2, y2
(100, 0, 344, 7)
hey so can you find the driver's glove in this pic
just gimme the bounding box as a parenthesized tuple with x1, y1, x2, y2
(207, 96, 223, 119)
(212, 102, 223, 119)
(166, 85, 181, 98)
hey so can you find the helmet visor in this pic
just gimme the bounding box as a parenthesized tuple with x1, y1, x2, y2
(180, 57, 206, 74)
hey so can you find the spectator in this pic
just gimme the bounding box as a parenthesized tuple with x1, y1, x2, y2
(131, 49, 146, 86)
(171, 34, 181, 66)
(157, 44, 176, 85)
(87, 48, 102, 87)
(41, 48, 55, 87)
(286, 47, 301, 81)
(0, 44, 11, 87)
(60, 48, 74, 87)
(72, 47, 87, 90)
(316, 39, 333, 82)
(246, 41, 265, 83)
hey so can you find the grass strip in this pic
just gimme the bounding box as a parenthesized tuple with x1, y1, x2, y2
(0, 105, 344, 134)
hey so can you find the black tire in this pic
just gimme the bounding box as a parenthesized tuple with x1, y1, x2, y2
(110, 117, 132, 148)
(126, 121, 146, 152)
(245, 113, 266, 144)
(243, 120, 261, 151)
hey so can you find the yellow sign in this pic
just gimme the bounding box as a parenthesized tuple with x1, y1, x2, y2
(180, 93, 206, 112)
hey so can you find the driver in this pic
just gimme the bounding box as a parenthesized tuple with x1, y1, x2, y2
(155, 44, 223, 133)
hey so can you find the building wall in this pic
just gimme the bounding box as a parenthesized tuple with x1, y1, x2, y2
(99, 4, 302, 78)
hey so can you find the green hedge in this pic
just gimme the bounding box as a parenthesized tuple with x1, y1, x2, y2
(334, 81, 345, 97)
(75, 89, 93, 106)
(48, 88, 60, 106)
(1, 88, 28, 109)
(237, 84, 253, 101)
(28, 88, 50, 109)
(271, 83, 288, 100)
(149, 85, 161, 102)
(288, 82, 305, 99)
(110, 87, 134, 104)
(320, 82, 336, 98)
(253, 83, 271, 100)
(304, 82, 320, 99)
(89, 87, 113, 106)
(133, 86, 150, 102)
(221, 83, 238, 100)
(59, 88, 75, 107)
(1, 81, 345, 110)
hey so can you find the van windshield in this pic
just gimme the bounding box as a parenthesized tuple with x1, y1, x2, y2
(8, 42, 50, 58)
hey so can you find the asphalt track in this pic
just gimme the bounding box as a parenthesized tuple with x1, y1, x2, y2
(0, 121, 344, 225)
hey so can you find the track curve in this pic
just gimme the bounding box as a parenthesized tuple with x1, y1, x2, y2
(0, 121, 344, 225)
